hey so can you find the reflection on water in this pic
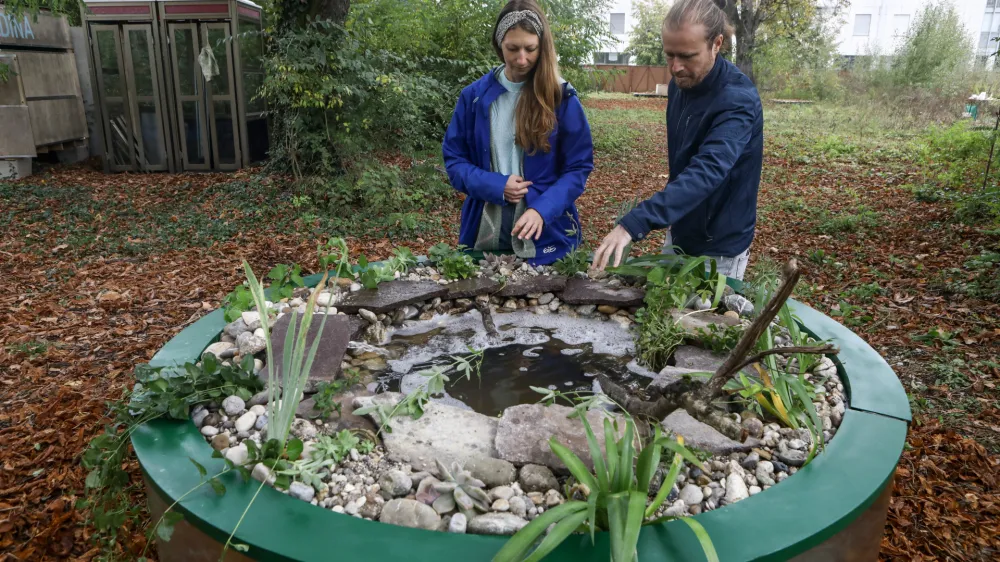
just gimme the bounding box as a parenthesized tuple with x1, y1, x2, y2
(384, 327, 649, 417)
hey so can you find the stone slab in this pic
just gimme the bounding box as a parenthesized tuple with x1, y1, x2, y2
(337, 281, 449, 314)
(671, 345, 728, 372)
(262, 313, 351, 385)
(497, 275, 567, 297)
(446, 277, 501, 299)
(647, 366, 708, 397)
(353, 393, 500, 473)
(560, 278, 646, 307)
(660, 409, 751, 455)
(494, 404, 624, 471)
(670, 309, 742, 337)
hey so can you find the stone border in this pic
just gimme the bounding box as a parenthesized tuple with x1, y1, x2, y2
(138, 265, 910, 561)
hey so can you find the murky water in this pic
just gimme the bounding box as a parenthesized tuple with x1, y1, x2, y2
(377, 312, 654, 416)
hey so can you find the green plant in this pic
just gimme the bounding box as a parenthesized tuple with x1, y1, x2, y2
(814, 135, 857, 157)
(429, 243, 477, 280)
(693, 323, 745, 355)
(814, 208, 881, 234)
(277, 430, 363, 489)
(806, 249, 833, 266)
(311, 369, 361, 419)
(844, 281, 886, 303)
(553, 246, 591, 276)
(947, 251, 1000, 302)
(930, 358, 970, 389)
(223, 285, 254, 322)
(6, 340, 49, 357)
(318, 237, 354, 279)
(494, 413, 715, 562)
(266, 263, 306, 300)
(80, 354, 264, 556)
(913, 326, 961, 349)
(429, 459, 492, 518)
(243, 261, 330, 448)
(356, 254, 399, 289)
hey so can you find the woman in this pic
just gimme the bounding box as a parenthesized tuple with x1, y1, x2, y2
(442, 0, 594, 265)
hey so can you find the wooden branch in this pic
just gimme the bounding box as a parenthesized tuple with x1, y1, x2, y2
(474, 301, 499, 338)
(724, 344, 839, 380)
(700, 259, 800, 399)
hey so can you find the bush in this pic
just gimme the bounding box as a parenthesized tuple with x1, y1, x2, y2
(891, 2, 973, 91)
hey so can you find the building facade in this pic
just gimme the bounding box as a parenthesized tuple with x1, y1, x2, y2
(594, 0, 1000, 66)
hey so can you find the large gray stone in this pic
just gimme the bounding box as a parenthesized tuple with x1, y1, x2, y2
(497, 275, 567, 297)
(660, 409, 750, 455)
(670, 310, 742, 338)
(495, 404, 623, 471)
(463, 457, 517, 487)
(671, 345, 728, 372)
(379, 499, 441, 531)
(337, 281, 449, 314)
(467, 513, 529, 536)
(353, 393, 500, 473)
(446, 277, 501, 299)
(517, 464, 559, 493)
(262, 313, 352, 385)
(560, 278, 645, 307)
(647, 366, 707, 397)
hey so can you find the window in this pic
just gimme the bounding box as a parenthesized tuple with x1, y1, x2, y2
(593, 51, 630, 65)
(893, 14, 910, 36)
(854, 14, 872, 36)
(610, 13, 625, 35)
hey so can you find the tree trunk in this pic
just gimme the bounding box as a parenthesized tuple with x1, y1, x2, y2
(719, 0, 757, 84)
(311, 0, 351, 25)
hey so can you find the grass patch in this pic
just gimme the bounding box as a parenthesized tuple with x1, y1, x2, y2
(813, 207, 882, 234)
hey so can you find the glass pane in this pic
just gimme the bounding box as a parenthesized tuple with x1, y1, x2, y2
(182, 101, 205, 164)
(128, 29, 154, 97)
(246, 117, 268, 162)
(239, 19, 266, 113)
(174, 27, 198, 96)
(213, 101, 236, 164)
(96, 30, 122, 98)
(207, 28, 230, 96)
(105, 101, 131, 166)
(138, 101, 165, 166)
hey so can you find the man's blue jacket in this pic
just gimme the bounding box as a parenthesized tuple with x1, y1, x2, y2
(618, 56, 763, 257)
(442, 70, 594, 265)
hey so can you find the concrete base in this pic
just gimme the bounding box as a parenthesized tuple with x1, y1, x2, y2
(0, 158, 31, 180)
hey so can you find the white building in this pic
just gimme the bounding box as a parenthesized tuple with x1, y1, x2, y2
(837, 0, 999, 63)
(594, 0, 1000, 65)
(594, 0, 634, 65)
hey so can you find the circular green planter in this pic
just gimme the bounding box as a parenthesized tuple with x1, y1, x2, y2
(135, 273, 910, 562)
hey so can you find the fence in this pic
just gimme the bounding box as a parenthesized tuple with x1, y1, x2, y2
(584, 65, 671, 94)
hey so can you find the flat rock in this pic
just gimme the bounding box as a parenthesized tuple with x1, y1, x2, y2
(647, 366, 707, 397)
(297, 389, 377, 434)
(353, 393, 500, 473)
(380, 498, 441, 531)
(446, 277, 501, 299)
(262, 313, 351, 385)
(560, 278, 645, 307)
(670, 310, 742, 337)
(497, 275, 567, 297)
(518, 464, 559, 493)
(463, 457, 517, 488)
(671, 345, 728, 372)
(337, 281, 449, 314)
(661, 409, 751, 455)
(495, 404, 623, 471)
(347, 315, 367, 341)
(467, 513, 529, 536)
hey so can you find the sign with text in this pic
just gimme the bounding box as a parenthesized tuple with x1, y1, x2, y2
(0, 9, 72, 49)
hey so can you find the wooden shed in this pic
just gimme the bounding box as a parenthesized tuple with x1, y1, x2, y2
(81, 0, 267, 173)
(0, 6, 89, 179)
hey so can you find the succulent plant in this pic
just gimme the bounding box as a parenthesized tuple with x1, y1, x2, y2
(426, 459, 491, 517)
(482, 253, 521, 277)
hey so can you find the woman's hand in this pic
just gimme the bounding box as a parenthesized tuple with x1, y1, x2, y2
(504, 175, 532, 203)
(512, 209, 544, 241)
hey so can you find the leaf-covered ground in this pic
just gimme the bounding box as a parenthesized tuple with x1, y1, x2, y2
(1, 94, 999, 560)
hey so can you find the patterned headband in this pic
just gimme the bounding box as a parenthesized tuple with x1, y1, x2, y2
(495, 10, 543, 47)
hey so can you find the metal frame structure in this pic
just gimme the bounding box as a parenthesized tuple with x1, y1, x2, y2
(81, 0, 265, 173)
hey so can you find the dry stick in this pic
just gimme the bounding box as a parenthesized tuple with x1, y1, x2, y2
(700, 259, 801, 400)
(725, 344, 839, 378)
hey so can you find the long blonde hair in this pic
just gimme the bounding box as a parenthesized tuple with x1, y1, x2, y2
(492, 0, 562, 155)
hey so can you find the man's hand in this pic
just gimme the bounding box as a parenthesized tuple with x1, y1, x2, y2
(512, 209, 544, 241)
(591, 225, 633, 272)
(504, 175, 532, 203)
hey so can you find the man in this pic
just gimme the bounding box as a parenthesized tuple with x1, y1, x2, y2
(591, 0, 763, 281)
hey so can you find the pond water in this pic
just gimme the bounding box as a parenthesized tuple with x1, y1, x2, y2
(374, 310, 654, 416)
